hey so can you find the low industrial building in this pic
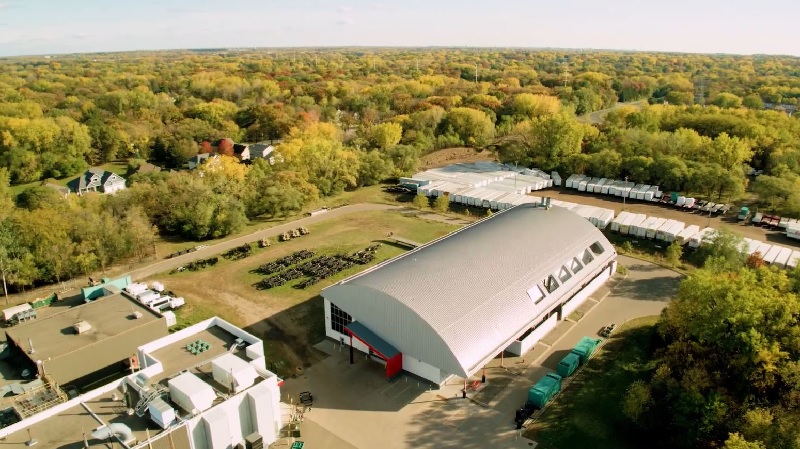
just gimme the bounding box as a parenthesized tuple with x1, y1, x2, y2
(322, 203, 617, 385)
(0, 317, 283, 449)
(4, 293, 168, 388)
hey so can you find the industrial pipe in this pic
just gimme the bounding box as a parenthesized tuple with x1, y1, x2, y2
(91, 423, 134, 442)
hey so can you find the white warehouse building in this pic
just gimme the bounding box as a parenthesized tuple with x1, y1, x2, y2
(322, 203, 618, 385)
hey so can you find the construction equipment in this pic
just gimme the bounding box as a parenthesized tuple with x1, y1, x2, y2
(298, 227, 310, 235)
(279, 232, 292, 242)
(258, 238, 271, 248)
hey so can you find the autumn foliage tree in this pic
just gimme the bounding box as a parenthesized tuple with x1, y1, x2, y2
(217, 138, 234, 157)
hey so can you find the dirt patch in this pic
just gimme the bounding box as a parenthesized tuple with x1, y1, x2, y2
(420, 147, 496, 169)
(540, 188, 800, 246)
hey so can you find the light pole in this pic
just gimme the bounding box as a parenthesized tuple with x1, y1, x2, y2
(622, 176, 628, 210)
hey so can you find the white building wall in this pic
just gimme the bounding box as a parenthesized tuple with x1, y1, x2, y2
(562, 264, 613, 318)
(402, 355, 444, 384)
(505, 313, 558, 356)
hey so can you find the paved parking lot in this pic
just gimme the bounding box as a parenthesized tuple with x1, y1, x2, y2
(275, 255, 682, 449)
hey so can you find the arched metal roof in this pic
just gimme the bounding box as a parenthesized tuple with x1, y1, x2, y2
(323, 203, 616, 378)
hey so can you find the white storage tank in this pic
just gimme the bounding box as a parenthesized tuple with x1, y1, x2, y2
(168, 372, 216, 415)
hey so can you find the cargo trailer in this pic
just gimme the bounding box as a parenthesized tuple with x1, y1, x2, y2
(676, 225, 700, 245)
(683, 197, 696, 209)
(565, 174, 579, 189)
(586, 178, 599, 192)
(610, 211, 632, 232)
(775, 246, 793, 268)
(635, 185, 651, 200)
(743, 238, 762, 256)
(787, 225, 800, 240)
(646, 218, 667, 239)
(756, 242, 773, 257)
(670, 192, 680, 203)
(788, 251, 800, 269)
(737, 206, 750, 220)
(763, 245, 783, 265)
(551, 171, 562, 186)
(662, 221, 686, 242)
(779, 217, 791, 229)
(752, 212, 763, 224)
(593, 178, 607, 193)
(643, 187, 658, 202)
(634, 217, 657, 238)
(688, 227, 715, 248)
(577, 179, 589, 192)
(676, 196, 686, 207)
(621, 214, 645, 235)
(593, 209, 615, 230)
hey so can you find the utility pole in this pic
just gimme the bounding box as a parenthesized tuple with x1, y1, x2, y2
(1, 261, 8, 305)
(475, 63, 478, 83)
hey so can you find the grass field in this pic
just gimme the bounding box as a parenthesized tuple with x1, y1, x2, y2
(526, 316, 660, 449)
(152, 209, 460, 376)
(153, 183, 401, 257)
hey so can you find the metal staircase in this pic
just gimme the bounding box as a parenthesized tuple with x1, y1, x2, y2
(134, 385, 168, 417)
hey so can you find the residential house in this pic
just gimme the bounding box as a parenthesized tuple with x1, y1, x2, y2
(233, 143, 251, 161)
(67, 169, 126, 195)
(249, 143, 275, 161)
(187, 153, 213, 170)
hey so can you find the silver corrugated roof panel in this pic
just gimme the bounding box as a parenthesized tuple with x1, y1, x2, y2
(323, 204, 616, 378)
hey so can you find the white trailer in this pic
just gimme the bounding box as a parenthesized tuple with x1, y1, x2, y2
(610, 211, 632, 232)
(688, 227, 715, 248)
(565, 174, 580, 189)
(586, 178, 598, 193)
(635, 185, 651, 201)
(676, 196, 686, 207)
(646, 218, 667, 239)
(763, 245, 783, 265)
(676, 225, 700, 245)
(663, 220, 686, 242)
(601, 180, 614, 195)
(775, 246, 793, 268)
(743, 238, 762, 256)
(756, 242, 773, 258)
(593, 178, 607, 193)
(752, 212, 764, 224)
(551, 172, 562, 186)
(623, 214, 647, 235)
(788, 251, 800, 269)
(779, 217, 791, 229)
(577, 179, 589, 192)
(643, 186, 659, 202)
(634, 217, 657, 238)
(684, 197, 696, 209)
(787, 225, 800, 240)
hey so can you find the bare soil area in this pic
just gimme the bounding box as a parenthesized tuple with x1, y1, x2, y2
(542, 188, 800, 247)
(419, 147, 496, 169)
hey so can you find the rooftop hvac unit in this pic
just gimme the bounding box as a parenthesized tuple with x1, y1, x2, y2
(131, 311, 143, 319)
(245, 432, 264, 449)
(73, 320, 92, 334)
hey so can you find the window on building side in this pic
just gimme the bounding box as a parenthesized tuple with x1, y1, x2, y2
(590, 241, 606, 256)
(330, 303, 352, 335)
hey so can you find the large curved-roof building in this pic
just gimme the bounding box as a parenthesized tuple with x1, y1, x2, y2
(322, 203, 617, 385)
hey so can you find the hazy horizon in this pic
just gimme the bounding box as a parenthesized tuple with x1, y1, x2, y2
(1, 0, 799, 58)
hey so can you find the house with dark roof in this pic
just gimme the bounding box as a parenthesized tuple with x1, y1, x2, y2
(126, 162, 162, 178)
(233, 143, 251, 161)
(249, 143, 275, 161)
(67, 169, 126, 195)
(187, 153, 214, 170)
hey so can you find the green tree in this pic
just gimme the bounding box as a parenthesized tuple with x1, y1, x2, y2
(438, 107, 495, 148)
(722, 433, 766, 449)
(365, 122, 403, 150)
(412, 193, 429, 209)
(712, 93, 743, 109)
(433, 194, 450, 213)
(665, 241, 683, 266)
(622, 380, 652, 423)
(742, 94, 764, 110)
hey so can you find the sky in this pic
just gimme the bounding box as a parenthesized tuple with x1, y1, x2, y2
(0, 0, 798, 57)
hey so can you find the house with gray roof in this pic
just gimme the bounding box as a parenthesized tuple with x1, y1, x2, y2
(232, 143, 251, 161)
(187, 153, 213, 170)
(248, 143, 275, 161)
(67, 169, 126, 195)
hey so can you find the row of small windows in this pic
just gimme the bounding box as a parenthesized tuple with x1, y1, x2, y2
(331, 303, 353, 335)
(527, 241, 606, 304)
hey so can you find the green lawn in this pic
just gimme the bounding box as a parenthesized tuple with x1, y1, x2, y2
(527, 316, 660, 449)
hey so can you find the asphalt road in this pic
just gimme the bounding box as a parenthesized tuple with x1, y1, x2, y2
(125, 203, 401, 281)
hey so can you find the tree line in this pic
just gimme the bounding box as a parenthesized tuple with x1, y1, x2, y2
(623, 230, 800, 449)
